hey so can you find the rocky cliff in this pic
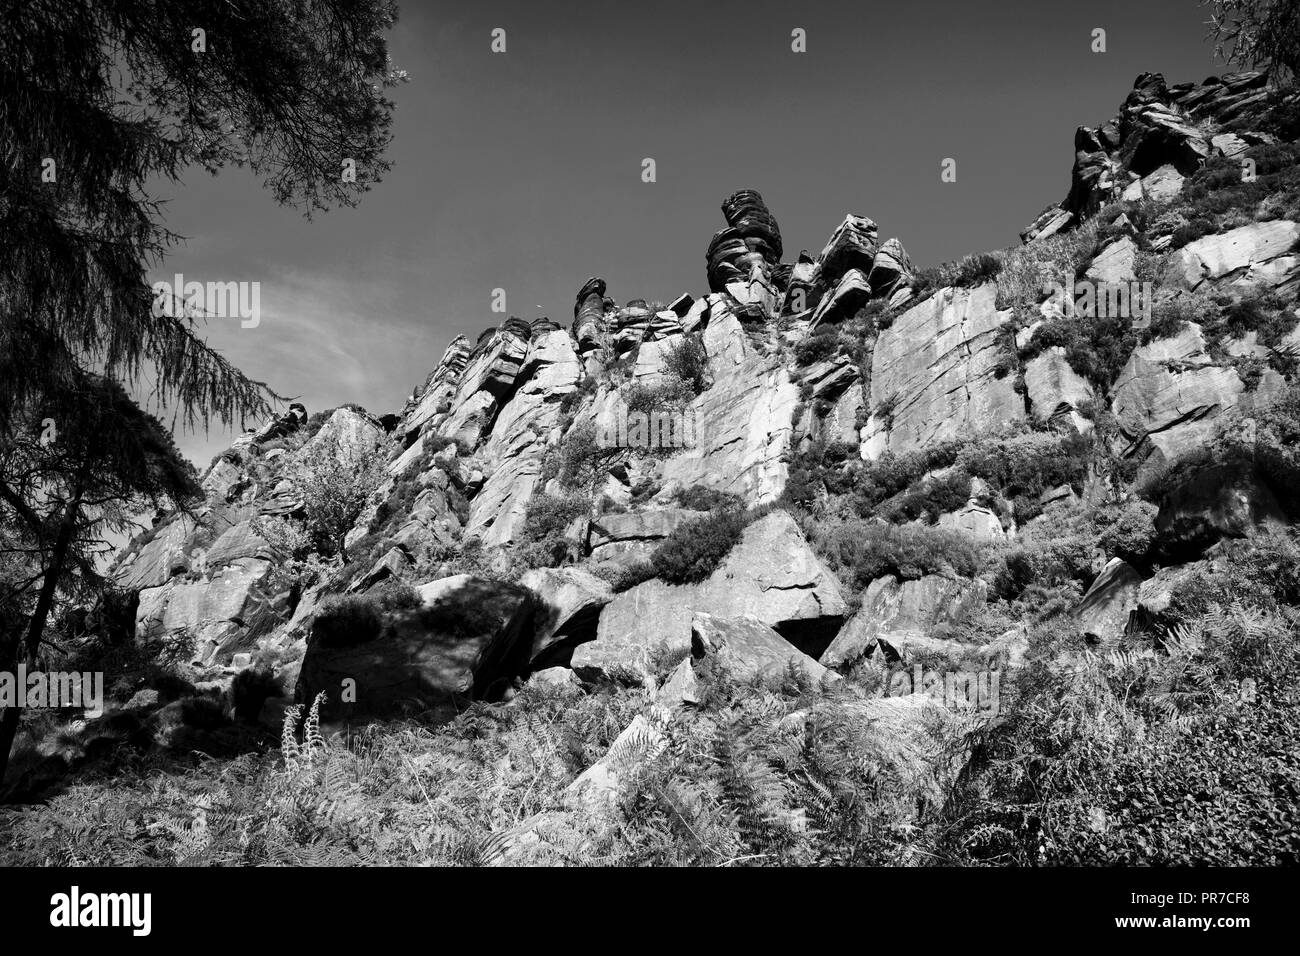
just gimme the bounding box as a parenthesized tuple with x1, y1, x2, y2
(102, 70, 1300, 738)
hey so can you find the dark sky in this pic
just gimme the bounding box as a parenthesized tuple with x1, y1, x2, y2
(152, 0, 1226, 467)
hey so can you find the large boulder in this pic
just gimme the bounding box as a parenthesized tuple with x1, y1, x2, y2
(691, 612, 838, 685)
(296, 575, 537, 719)
(518, 567, 614, 668)
(820, 574, 988, 668)
(1075, 558, 1142, 642)
(571, 510, 848, 682)
(816, 214, 879, 286)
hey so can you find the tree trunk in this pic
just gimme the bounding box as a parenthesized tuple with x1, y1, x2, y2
(0, 492, 81, 787)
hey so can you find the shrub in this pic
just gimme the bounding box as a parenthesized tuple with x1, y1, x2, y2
(663, 333, 709, 393)
(312, 594, 385, 648)
(810, 520, 980, 588)
(593, 559, 657, 593)
(179, 695, 228, 730)
(518, 491, 592, 569)
(371, 580, 423, 612)
(673, 485, 743, 511)
(650, 507, 750, 584)
(291, 444, 384, 561)
(1019, 312, 1138, 392)
(623, 376, 695, 414)
(231, 667, 283, 722)
(522, 491, 589, 542)
(794, 326, 840, 366)
(991, 522, 1096, 601)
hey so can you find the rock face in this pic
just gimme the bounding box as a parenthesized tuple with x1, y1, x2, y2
(1111, 324, 1243, 465)
(296, 576, 538, 718)
(658, 313, 799, 505)
(1021, 71, 1277, 239)
(464, 327, 580, 546)
(820, 574, 988, 669)
(1166, 221, 1299, 290)
(862, 284, 1023, 458)
(104, 91, 1292, 776)
(571, 511, 848, 681)
(1025, 347, 1095, 428)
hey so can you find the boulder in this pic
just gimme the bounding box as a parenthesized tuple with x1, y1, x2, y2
(657, 658, 699, 709)
(820, 573, 988, 668)
(1021, 205, 1073, 244)
(518, 567, 614, 668)
(572, 511, 848, 682)
(524, 667, 583, 694)
(296, 576, 537, 719)
(816, 214, 879, 285)
(692, 612, 837, 685)
(808, 269, 871, 332)
(1120, 164, 1184, 202)
(1075, 558, 1142, 642)
(1084, 236, 1138, 286)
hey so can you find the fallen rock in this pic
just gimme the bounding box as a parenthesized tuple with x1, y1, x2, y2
(1075, 558, 1142, 642)
(296, 575, 537, 719)
(524, 667, 583, 694)
(820, 574, 988, 668)
(691, 612, 838, 685)
(518, 567, 614, 668)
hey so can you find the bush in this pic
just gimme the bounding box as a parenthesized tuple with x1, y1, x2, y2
(650, 507, 750, 584)
(673, 485, 743, 512)
(1019, 312, 1137, 392)
(231, 667, 283, 722)
(517, 491, 592, 569)
(793, 326, 840, 366)
(312, 594, 385, 648)
(810, 520, 980, 588)
(913, 252, 1004, 296)
(179, 695, 228, 730)
(663, 333, 709, 393)
(623, 376, 695, 414)
(991, 523, 1095, 601)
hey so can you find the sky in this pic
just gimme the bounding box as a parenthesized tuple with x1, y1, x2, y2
(149, 0, 1230, 468)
